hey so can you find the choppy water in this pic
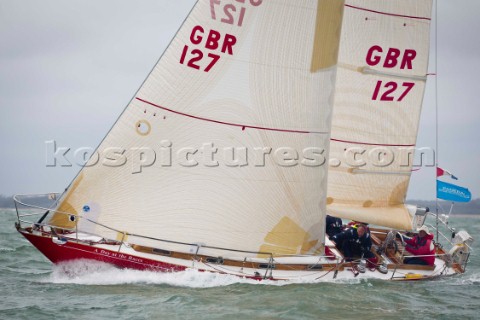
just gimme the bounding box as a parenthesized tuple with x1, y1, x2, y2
(1, 209, 479, 319)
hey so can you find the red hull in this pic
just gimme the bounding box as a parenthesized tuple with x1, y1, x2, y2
(20, 230, 186, 272)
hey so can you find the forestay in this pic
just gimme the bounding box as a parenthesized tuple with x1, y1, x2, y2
(49, 0, 345, 257)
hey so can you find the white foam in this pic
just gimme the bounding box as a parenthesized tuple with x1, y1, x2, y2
(450, 272, 480, 286)
(42, 260, 389, 287)
(43, 260, 282, 287)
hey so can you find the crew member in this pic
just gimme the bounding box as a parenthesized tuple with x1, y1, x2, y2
(403, 225, 435, 266)
(326, 215, 343, 238)
(330, 223, 377, 266)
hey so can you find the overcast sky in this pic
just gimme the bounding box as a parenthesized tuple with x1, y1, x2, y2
(0, 0, 478, 201)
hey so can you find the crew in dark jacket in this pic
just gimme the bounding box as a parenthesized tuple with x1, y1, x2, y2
(330, 224, 377, 264)
(326, 215, 343, 238)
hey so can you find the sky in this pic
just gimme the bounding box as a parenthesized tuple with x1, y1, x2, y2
(0, 0, 479, 201)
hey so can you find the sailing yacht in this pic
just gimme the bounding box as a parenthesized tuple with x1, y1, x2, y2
(13, 0, 473, 281)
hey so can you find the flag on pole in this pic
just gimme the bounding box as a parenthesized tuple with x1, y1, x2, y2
(437, 180, 471, 202)
(436, 167, 458, 180)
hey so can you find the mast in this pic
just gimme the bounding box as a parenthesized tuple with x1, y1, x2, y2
(434, 0, 439, 241)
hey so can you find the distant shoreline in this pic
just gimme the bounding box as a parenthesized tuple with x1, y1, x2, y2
(449, 214, 480, 218)
(1, 207, 480, 218)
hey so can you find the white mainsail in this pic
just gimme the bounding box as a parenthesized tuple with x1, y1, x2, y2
(327, 0, 433, 230)
(50, 0, 345, 257)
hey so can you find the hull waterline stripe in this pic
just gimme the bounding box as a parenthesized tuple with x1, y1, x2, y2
(345, 4, 431, 21)
(331, 138, 415, 147)
(135, 97, 328, 135)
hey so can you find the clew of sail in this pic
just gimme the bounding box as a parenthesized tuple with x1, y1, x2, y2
(327, 0, 433, 230)
(49, 0, 345, 257)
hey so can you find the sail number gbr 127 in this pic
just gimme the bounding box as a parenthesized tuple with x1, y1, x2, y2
(179, 25, 236, 72)
(210, 0, 263, 27)
(366, 45, 418, 102)
(179, 0, 263, 72)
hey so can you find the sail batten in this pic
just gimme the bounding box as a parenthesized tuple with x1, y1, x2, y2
(330, 138, 416, 147)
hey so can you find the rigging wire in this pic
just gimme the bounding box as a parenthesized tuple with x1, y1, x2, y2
(435, 0, 439, 242)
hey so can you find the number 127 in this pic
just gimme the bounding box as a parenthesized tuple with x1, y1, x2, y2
(372, 81, 415, 102)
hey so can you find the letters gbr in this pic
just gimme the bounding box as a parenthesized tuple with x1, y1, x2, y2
(366, 45, 418, 102)
(179, 0, 263, 72)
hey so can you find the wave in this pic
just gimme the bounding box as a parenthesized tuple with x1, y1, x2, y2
(42, 260, 281, 288)
(450, 272, 480, 286)
(41, 260, 387, 288)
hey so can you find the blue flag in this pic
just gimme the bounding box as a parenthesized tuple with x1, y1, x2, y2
(437, 180, 472, 203)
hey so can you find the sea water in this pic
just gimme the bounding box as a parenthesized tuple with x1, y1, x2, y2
(1, 209, 479, 320)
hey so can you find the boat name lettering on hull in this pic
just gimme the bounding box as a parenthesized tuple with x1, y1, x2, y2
(96, 249, 144, 263)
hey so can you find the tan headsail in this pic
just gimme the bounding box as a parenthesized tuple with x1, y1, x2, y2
(50, 0, 345, 257)
(327, 0, 433, 230)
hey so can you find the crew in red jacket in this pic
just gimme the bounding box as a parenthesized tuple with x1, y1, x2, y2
(403, 225, 436, 266)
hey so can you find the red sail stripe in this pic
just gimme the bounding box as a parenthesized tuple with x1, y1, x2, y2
(136, 98, 415, 146)
(345, 4, 431, 21)
(135, 97, 329, 135)
(331, 138, 415, 147)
